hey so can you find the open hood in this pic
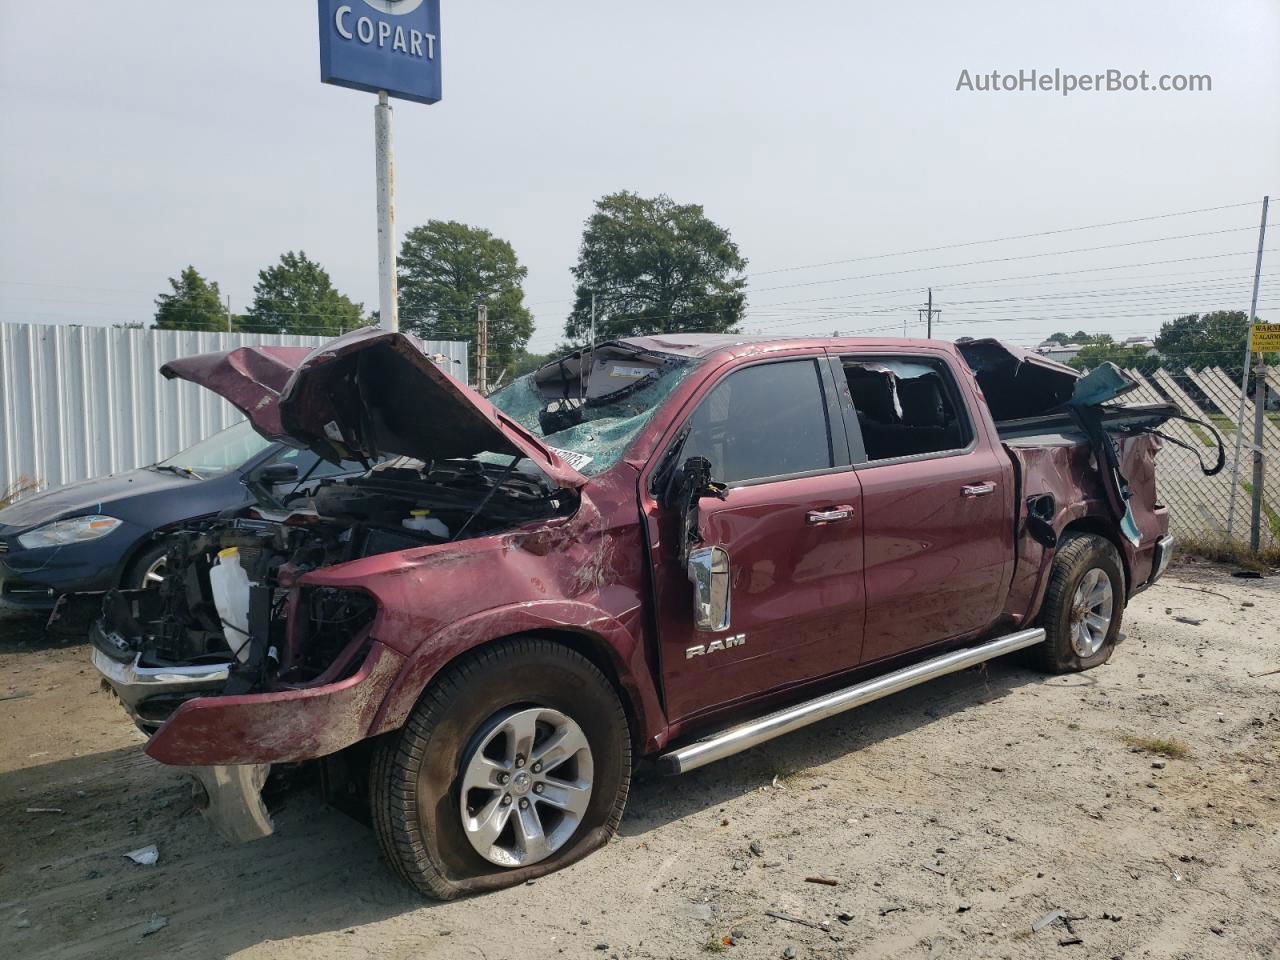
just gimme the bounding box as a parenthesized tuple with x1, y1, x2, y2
(161, 329, 586, 489)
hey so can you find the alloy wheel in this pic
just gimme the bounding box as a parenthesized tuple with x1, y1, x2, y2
(1069, 567, 1113, 657)
(458, 706, 594, 868)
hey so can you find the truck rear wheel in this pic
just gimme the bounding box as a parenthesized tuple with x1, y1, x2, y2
(1036, 533, 1125, 673)
(370, 637, 631, 899)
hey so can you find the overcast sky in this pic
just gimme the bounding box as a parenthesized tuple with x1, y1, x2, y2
(1, 1, 1276, 355)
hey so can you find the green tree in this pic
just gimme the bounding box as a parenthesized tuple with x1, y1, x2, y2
(565, 191, 747, 342)
(397, 220, 534, 385)
(1153, 310, 1276, 380)
(240, 251, 362, 335)
(1068, 334, 1159, 374)
(152, 266, 230, 332)
(1048, 330, 1091, 345)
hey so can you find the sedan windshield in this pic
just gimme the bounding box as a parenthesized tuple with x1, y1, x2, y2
(489, 349, 698, 476)
(156, 420, 273, 479)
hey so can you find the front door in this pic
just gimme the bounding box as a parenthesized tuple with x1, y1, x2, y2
(644, 355, 867, 723)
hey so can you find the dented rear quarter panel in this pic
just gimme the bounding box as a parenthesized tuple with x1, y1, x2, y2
(1002, 431, 1168, 628)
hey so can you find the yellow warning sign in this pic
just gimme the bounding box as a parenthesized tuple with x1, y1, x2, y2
(1250, 322, 1280, 352)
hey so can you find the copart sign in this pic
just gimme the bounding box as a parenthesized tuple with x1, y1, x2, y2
(318, 0, 442, 104)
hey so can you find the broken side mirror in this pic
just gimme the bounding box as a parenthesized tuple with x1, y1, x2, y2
(674, 457, 727, 566)
(687, 545, 731, 631)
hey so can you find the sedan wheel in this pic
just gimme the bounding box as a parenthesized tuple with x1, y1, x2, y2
(141, 555, 168, 587)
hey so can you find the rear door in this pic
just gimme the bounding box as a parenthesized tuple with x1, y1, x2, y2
(645, 355, 867, 722)
(831, 351, 1012, 665)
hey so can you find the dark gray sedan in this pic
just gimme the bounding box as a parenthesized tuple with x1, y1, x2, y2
(0, 420, 356, 616)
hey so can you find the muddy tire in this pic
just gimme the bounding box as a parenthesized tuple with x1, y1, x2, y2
(370, 637, 631, 899)
(1036, 533, 1125, 673)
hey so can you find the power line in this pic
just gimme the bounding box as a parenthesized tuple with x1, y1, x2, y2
(749, 199, 1268, 277)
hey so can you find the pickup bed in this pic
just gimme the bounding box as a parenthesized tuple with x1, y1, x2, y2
(83, 329, 1175, 898)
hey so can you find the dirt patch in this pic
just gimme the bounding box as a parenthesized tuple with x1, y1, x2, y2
(2, 560, 1277, 959)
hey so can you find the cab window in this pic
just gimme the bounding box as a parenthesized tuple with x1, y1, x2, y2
(681, 359, 834, 484)
(840, 357, 972, 461)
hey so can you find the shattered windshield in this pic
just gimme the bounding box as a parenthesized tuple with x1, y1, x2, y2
(489, 352, 699, 477)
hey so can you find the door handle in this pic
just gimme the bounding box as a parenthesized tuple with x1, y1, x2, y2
(806, 505, 855, 524)
(962, 482, 996, 497)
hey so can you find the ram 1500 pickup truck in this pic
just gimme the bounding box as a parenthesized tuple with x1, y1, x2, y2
(85, 328, 1181, 898)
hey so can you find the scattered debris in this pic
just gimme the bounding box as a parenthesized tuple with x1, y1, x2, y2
(0, 691, 33, 702)
(804, 876, 839, 886)
(989, 765, 1006, 773)
(140, 914, 168, 938)
(1152, 760, 1167, 769)
(1231, 570, 1262, 579)
(782, 947, 797, 959)
(921, 864, 947, 877)
(124, 844, 159, 866)
(1166, 584, 1231, 600)
(24, 808, 64, 814)
(1172, 616, 1204, 626)
(956, 903, 972, 913)
(765, 910, 826, 931)
(879, 906, 905, 917)
(836, 912, 854, 924)
(1101, 912, 1123, 922)
(1033, 909, 1067, 933)
(1058, 936, 1083, 946)
(749, 840, 765, 857)
(1248, 667, 1280, 679)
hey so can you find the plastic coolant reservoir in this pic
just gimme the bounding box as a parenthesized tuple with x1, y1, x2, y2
(403, 509, 449, 538)
(208, 547, 252, 663)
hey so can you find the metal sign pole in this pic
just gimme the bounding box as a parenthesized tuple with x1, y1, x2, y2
(1225, 195, 1269, 541)
(375, 90, 398, 332)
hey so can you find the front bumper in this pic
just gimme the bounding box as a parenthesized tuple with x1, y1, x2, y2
(143, 640, 406, 766)
(92, 645, 231, 731)
(0, 539, 127, 613)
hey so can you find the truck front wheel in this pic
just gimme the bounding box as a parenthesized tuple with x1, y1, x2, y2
(1036, 532, 1125, 673)
(370, 637, 632, 899)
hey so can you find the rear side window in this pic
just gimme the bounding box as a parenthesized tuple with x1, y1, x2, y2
(841, 357, 972, 461)
(682, 359, 834, 484)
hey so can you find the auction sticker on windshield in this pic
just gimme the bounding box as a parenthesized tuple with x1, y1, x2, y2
(546, 446, 594, 471)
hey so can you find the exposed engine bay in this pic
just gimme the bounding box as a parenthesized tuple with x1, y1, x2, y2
(89, 455, 569, 731)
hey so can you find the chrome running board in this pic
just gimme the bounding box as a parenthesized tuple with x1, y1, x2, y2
(658, 627, 1045, 775)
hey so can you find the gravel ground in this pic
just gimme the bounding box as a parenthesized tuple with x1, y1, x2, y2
(1, 558, 1277, 960)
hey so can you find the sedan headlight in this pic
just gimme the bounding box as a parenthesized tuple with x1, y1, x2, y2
(17, 515, 123, 549)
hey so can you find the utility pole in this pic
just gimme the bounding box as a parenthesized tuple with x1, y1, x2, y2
(476, 302, 489, 394)
(225, 294, 232, 333)
(918, 288, 941, 338)
(375, 91, 398, 331)
(1225, 195, 1269, 545)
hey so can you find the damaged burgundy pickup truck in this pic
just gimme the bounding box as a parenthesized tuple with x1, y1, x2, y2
(84, 328, 1188, 898)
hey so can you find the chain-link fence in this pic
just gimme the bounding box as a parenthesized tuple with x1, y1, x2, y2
(1124, 365, 1279, 550)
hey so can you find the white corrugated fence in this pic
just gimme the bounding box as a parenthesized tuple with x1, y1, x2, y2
(0, 322, 467, 497)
